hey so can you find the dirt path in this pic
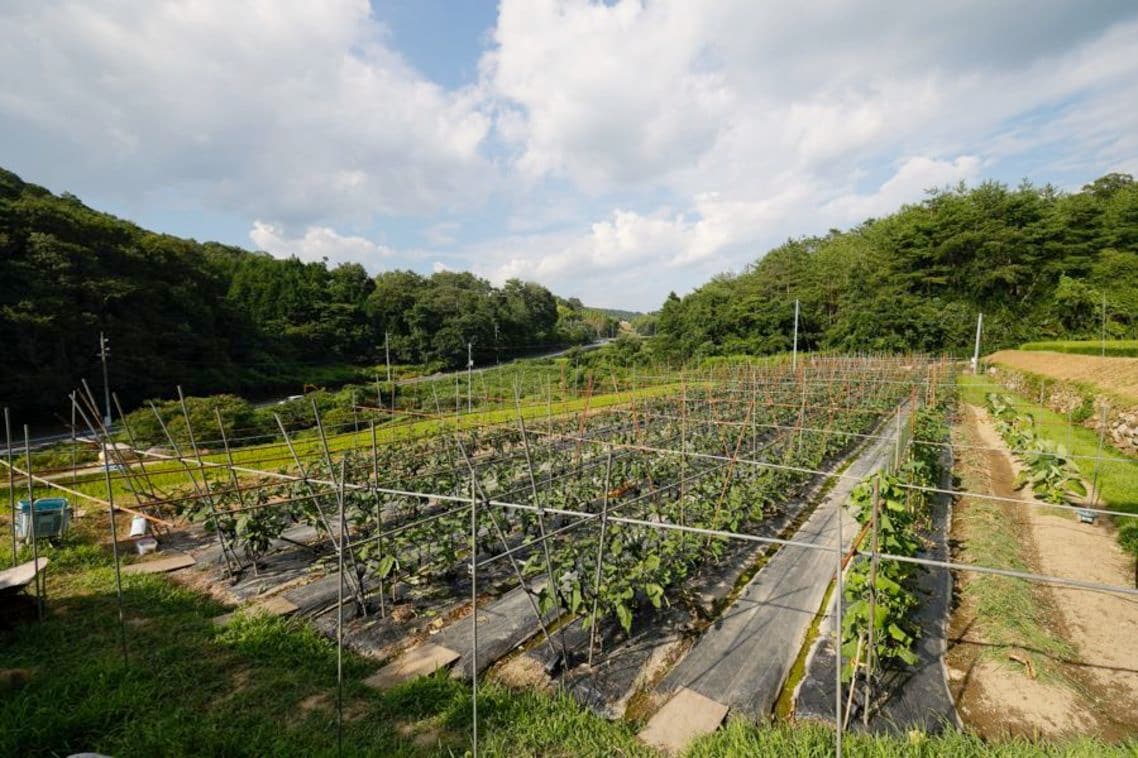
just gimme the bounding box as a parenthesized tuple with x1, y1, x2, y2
(947, 404, 1138, 740)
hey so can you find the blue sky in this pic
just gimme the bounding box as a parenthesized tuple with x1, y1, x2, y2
(2, 1, 1137, 311)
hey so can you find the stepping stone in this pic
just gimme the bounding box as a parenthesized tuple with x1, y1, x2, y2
(363, 643, 460, 690)
(212, 595, 299, 627)
(638, 687, 728, 754)
(122, 552, 196, 575)
(0, 558, 48, 593)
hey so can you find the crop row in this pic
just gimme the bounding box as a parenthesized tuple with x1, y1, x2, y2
(182, 359, 931, 642)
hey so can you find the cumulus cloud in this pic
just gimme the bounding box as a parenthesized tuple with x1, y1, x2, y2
(0, 0, 493, 224)
(3, 0, 1137, 312)
(486, 1, 1138, 196)
(823, 156, 983, 221)
(475, 189, 805, 305)
(250, 221, 393, 268)
(472, 1, 1138, 308)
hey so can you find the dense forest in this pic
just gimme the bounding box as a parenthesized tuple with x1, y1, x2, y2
(6, 166, 1137, 422)
(654, 174, 1138, 358)
(0, 168, 612, 421)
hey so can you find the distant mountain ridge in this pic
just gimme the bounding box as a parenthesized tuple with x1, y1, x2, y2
(588, 307, 642, 321)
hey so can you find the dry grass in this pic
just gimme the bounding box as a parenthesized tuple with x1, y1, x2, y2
(987, 350, 1138, 404)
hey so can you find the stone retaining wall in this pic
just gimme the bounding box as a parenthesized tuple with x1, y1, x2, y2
(987, 364, 1138, 457)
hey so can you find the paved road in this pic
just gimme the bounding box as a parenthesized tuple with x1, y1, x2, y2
(250, 340, 611, 409)
(661, 405, 910, 717)
(392, 340, 610, 388)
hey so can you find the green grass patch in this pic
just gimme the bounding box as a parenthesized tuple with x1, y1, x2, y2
(951, 466, 1077, 680)
(1019, 340, 1138, 358)
(689, 717, 1132, 757)
(959, 375, 1138, 519)
(954, 379, 1092, 682)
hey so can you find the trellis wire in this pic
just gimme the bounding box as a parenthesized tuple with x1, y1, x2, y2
(9, 356, 1138, 758)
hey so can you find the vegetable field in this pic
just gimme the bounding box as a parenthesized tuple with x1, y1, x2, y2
(7, 353, 1138, 755)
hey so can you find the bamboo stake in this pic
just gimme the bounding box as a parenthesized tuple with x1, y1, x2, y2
(24, 427, 43, 618)
(514, 381, 571, 672)
(5, 408, 14, 565)
(470, 469, 479, 758)
(369, 421, 386, 618)
(588, 448, 614, 667)
(863, 476, 880, 727)
(177, 387, 240, 578)
(71, 398, 128, 664)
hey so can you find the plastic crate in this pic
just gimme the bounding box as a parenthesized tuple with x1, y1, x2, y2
(16, 498, 72, 541)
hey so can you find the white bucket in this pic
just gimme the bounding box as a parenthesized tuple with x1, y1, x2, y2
(129, 515, 149, 538)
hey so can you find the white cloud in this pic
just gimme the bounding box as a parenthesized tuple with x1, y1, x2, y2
(424, 222, 461, 246)
(484, 1, 730, 189)
(472, 2, 1138, 309)
(249, 221, 392, 268)
(3, 0, 1137, 314)
(474, 190, 802, 306)
(823, 156, 983, 221)
(0, 0, 493, 224)
(486, 2, 1138, 198)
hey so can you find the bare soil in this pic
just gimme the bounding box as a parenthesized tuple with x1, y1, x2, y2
(947, 404, 1138, 740)
(988, 350, 1138, 404)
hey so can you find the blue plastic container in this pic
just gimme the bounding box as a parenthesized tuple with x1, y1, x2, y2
(16, 498, 72, 541)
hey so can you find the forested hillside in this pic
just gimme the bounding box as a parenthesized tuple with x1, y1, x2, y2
(655, 174, 1138, 358)
(0, 168, 606, 419)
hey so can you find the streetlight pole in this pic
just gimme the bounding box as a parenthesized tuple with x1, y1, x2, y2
(384, 331, 392, 384)
(792, 298, 800, 372)
(385, 330, 394, 413)
(467, 341, 473, 414)
(1101, 293, 1107, 358)
(971, 313, 983, 375)
(99, 331, 112, 426)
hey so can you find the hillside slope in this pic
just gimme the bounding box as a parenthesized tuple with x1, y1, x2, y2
(0, 168, 608, 419)
(655, 174, 1138, 358)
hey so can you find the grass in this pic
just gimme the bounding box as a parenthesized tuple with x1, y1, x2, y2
(690, 718, 1130, 756)
(1019, 340, 1138, 358)
(5, 445, 1138, 754)
(948, 403, 1077, 682)
(959, 374, 1138, 519)
(1, 515, 654, 757)
(986, 350, 1138, 407)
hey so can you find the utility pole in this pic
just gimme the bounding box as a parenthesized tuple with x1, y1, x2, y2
(384, 331, 392, 384)
(494, 322, 500, 366)
(971, 312, 983, 375)
(1101, 293, 1107, 358)
(792, 298, 800, 372)
(467, 341, 473, 414)
(384, 330, 394, 413)
(98, 331, 112, 426)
